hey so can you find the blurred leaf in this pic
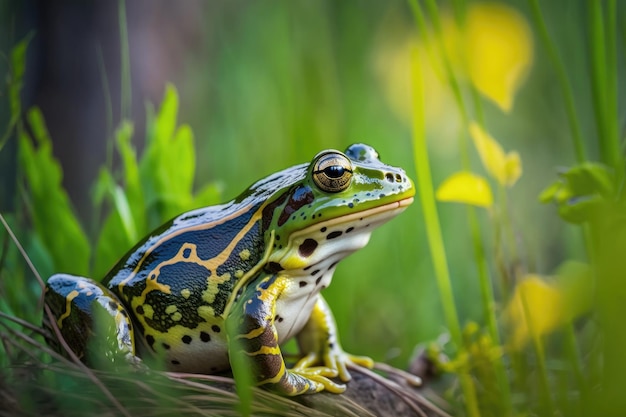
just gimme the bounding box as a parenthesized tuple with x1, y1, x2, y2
(1, 33, 34, 150)
(93, 169, 135, 278)
(193, 182, 224, 208)
(465, 3, 533, 112)
(504, 267, 592, 350)
(436, 171, 493, 208)
(469, 122, 522, 187)
(140, 84, 195, 223)
(539, 162, 614, 223)
(19, 108, 90, 276)
(115, 121, 145, 234)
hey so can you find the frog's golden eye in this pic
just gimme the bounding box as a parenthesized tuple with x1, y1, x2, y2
(312, 151, 353, 193)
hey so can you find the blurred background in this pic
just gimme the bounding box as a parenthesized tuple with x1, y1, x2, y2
(0, 0, 621, 384)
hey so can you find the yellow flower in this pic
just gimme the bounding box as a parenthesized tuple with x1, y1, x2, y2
(464, 2, 534, 112)
(469, 122, 522, 187)
(436, 171, 493, 208)
(504, 263, 592, 350)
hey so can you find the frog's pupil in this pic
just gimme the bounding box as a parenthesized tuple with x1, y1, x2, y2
(324, 165, 345, 178)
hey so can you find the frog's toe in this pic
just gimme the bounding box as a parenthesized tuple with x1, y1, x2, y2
(347, 353, 374, 369)
(290, 369, 346, 394)
(324, 351, 374, 382)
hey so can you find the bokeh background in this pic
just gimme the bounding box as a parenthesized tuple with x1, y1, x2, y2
(1, 1, 624, 413)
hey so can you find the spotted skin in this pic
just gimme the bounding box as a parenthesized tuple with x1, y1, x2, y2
(44, 143, 415, 395)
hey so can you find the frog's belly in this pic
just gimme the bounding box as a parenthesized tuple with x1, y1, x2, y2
(273, 267, 335, 344)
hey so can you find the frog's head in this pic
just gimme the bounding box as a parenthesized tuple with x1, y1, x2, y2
(262, 143, 415, 274)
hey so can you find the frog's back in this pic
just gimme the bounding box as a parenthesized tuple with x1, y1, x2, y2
(100, 166, 307, 372)
(104, 201, 266, 372)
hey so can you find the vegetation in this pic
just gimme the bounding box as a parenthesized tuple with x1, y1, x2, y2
(1, 1, 625, 416)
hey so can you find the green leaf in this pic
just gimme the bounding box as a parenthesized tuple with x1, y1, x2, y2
(193, 182, 224, 207)
(115, 121, 145, 234)
(540, 162, 615, 224)
(1, 33, 34, 150)
(94, 203, 134, 278)
(19, 108, 91, 276)
(140, 84, 196, 224)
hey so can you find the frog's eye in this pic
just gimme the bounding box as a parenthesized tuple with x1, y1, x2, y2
(312, 151, 353, 193)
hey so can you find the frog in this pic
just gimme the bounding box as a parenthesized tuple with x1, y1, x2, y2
(44, 143, 415, 396)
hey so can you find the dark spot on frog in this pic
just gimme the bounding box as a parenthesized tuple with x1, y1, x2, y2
(346, 227, 354, 233)
(150, 274, 156, 280)
(275, 315, 284, 323)
(108, 300, 118, 311)
(311, 269, 320, 276)
(348, 202, 354, 208)
(315, 275, 323, 285)
(162, 343, 170, 350)
(182, 335, 192, 344)
(379, 193, 385, 198)
(212, 325, 221, 333)
(278, 185, 315, 226)
(303, 265, 313, 271)
(266, 261, 284, 273)
(299, 281, 307, 287)
(298, 238, 318, 258)
(120, 309, 129, 318)
(146, 334, 155, 349)
(327, 231, 343, 240)
(262, 191, 289, 231)
(200, 331, 211, 342)
(182, 248, 191, 258)
(320, 227, 327, 233)
(329, 342, 334, 349)
(136, 305, 144, 315)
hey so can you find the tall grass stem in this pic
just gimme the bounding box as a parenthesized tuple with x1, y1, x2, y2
(527, 0, 587, 164)
(118, 0, 132, 120)
(410, 46, 481, 417)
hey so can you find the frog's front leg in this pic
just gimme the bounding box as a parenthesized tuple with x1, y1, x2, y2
(44, 274, 138, 368)
(296, 295, 374, 385)
(226, 274, 340, 396)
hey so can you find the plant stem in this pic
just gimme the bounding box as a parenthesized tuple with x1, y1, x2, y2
(527, 0, 587, 164)
(118, 0, 132, 120)
(410, 45, 481, 417)
(408, 1, 513, 413)
(519, 289, 555, 416)
(588, 0, 621, 173)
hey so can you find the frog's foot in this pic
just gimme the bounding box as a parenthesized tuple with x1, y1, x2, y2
(290, 353, 345, 394)
(295, 349, 374, 387)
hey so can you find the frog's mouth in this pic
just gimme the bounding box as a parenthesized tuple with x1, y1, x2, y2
(271, 196, 414, 271)
(314, 196, 414, 230)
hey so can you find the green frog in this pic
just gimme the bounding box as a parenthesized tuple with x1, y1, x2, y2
(44, 143, 414, 396)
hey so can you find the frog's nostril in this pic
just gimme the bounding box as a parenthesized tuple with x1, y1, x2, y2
(395, 174, 403, 183)
(385, 173, 394, 183)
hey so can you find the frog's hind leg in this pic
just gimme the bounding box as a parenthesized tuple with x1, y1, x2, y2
(44, 273, 138, 368)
